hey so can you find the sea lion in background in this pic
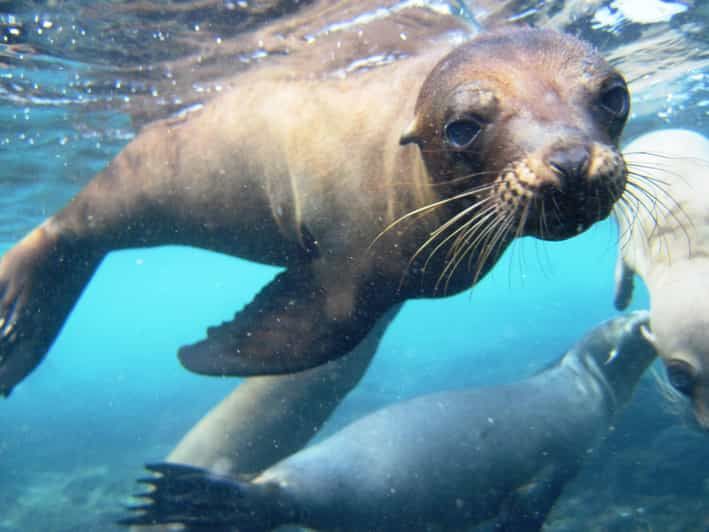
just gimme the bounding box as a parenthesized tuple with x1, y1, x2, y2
(0, 27, 631, 394)
(120, 312, 657, 532)
(164, 305, 400, 476)
(615, 129, 709, 430)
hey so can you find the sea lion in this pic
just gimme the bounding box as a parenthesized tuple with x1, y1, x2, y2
(615, 129, 709, 430)
(120, 311, 657, 532)
(163, 305, 401, 476)
(0, 27, 631, 395)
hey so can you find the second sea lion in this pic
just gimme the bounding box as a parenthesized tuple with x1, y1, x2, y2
(615, 129, 709, 430)
(0, 27, 630, 393)
(120, 312, 657, 531)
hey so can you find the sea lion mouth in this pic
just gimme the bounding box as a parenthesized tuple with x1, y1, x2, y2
(525, 184, 620, 240)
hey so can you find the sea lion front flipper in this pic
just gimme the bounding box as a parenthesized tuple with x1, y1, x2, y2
(0, 225, 103, 396)
(613, 253, 635, 310)
(178, 266, 389, 376)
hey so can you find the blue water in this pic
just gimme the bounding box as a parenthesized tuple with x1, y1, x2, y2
(1, 1, 708, 530)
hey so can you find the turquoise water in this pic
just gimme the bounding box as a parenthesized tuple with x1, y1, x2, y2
(1, 1, 708, 530)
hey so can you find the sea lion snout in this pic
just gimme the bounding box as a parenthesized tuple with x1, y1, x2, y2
(491, 138, 626, 240)
(547, 144, 591, 186)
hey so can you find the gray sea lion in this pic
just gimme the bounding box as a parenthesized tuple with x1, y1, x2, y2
(0, 27, 631, 395)
(120, 311, 657, 532)
(615, 129, 709, 429)
(163, 305, 401, 476)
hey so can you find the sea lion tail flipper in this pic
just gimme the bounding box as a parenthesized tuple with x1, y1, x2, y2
(492, 465, 573, 532)
(178, 266, 387, 376)
(118, 462, 290, 531)
(613, 254, 635, 310)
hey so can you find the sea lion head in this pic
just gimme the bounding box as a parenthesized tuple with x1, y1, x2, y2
(652, 305, 709, 431)
(575, 310, 656, 408)
(401, 27, 629, 242)
(666, 353, 709, 431)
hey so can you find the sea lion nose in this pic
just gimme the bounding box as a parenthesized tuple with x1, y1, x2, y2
(547, 145, 590, 185)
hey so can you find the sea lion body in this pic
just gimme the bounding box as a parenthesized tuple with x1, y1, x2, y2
(122, 312, 657, 531)
(615, 129, 709, 429)
(0, 28, 630, 394)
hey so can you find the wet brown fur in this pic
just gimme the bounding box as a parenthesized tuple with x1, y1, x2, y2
(0, 28, 629, 392)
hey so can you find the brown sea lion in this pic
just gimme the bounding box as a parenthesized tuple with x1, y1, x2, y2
(615, 129, 709, 430)
(0, 27, 630, 395)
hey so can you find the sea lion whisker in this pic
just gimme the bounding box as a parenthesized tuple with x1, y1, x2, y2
(627, 171, 686, 218)
(465, 208, 515, 274)
(502, 204, 531, 284)
(625, 179, 692, 244)
(420, 209, 497, 283)
(627, 159, 704, 195)
(548, 192, 564, 231)
(627, 171, 693, 246)
(413, 203, 495, 271)
(415, 198, 495, 265)
(422, 172, 497, 189)
(413, 210, 485, 279)
(386, 172, 497, 190)
(397, 199, 496, 291)
(626, 170, 676, 201)
(369, 187, 492, 250)
(449, 208, 500, 272)
(621, 186, 661, 234)
(434, 213, 499, 293)
(626, 164, 677, 186)
(514, 200, 532, 240)
(624, 180, 661, 218)
(429, 195, 495, 245)
(458, 203, 502, 250)
(620, 186, 679, 259)
(613, 197, 638, 249)
(538, 196, 549, 242)
(455, 209, 513, 286)
(468, 214, 515, 288)
(632, 183, 693, 259)
(624, 151, 709, 169)
(446, 171, 498, 185)
(447, 202, 498, 259)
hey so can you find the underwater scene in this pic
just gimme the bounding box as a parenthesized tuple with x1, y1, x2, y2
(1, 1, 708, 530)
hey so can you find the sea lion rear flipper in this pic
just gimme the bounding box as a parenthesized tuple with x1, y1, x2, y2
(492, 465, 574, 532)
(178, 266, 388, 376)
(118, 462, 290, 530)
(613, 254, 635, 310)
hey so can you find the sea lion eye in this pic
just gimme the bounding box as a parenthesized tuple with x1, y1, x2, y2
(666, 361, 696, 397)
(598, 82, 629, 119)
(444, 118, 482, 149)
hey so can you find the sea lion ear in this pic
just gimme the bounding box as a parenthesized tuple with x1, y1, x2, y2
(399, 117, 422, 146)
